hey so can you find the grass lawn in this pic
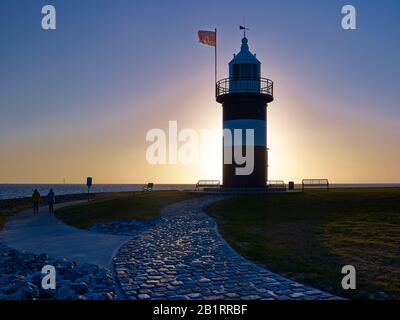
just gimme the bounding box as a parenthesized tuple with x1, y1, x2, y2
(206, 188, 400, 300)
(0, 192, 133, 231)
(0, 205, 30, 230)
(56, 191, 199, 229)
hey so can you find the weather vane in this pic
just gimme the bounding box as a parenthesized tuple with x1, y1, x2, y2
(239, 17, 250, 37)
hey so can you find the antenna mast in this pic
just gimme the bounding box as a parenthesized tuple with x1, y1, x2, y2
(240, 17, 249, 37)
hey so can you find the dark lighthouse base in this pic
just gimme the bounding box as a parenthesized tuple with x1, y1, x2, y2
(222, 146, 267, 188)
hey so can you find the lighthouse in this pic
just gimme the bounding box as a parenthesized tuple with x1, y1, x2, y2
(216, 35, 274, 188)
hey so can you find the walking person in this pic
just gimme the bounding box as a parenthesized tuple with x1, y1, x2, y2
(47, 189, 55, 213)
(32, 189, 41, 213)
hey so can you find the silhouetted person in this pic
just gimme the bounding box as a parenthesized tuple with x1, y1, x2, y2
(47, 189, 55, 213)
(32, 189, 41, 213)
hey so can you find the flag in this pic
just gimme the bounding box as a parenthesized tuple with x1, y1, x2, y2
(198, 30, 216, 47)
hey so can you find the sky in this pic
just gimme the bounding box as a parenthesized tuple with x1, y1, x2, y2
(0, 0, 399, 184)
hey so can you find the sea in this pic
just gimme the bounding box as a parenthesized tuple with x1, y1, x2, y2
(0, 184, 193, 200)
(0, 183, 399, 200)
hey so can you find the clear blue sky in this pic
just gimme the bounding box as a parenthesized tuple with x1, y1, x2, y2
(0, 0, 399, 183)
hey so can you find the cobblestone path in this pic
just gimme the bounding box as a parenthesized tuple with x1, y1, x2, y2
(114, 196, 339, 300)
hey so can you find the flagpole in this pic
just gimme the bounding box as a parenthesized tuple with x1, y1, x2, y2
(215, 28, 217, 95)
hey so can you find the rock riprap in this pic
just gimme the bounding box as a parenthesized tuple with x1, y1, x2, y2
(114, 196, 340, 300)
(0, 244, 117, 300)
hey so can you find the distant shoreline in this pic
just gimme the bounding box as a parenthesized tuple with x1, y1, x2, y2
(0, 184, 192, 200)
(0, 191, 135, 212)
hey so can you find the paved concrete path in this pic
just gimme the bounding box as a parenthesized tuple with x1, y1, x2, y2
(114, 196, 339, 300)
(0, 202, 130, 269)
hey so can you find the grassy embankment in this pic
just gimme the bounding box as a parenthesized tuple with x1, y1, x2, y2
(0, 192, 131, 231)
(0, 201, 31, 230)
(206, 188, 400, 300)
(56, 191, 198, 229)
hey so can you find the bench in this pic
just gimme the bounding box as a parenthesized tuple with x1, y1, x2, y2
(302, 179, 329, 191)
(142, 183, 154, 192)
(195, 180, 221, 190)
(266, 180, 286, 190)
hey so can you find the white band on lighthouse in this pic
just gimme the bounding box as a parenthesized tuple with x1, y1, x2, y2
(223, 119, 266, 147)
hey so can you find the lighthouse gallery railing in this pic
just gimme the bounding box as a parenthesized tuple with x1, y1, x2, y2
(216, 77, 273, 98)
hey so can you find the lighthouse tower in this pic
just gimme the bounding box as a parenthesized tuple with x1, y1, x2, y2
(216, 35, 274, 188)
